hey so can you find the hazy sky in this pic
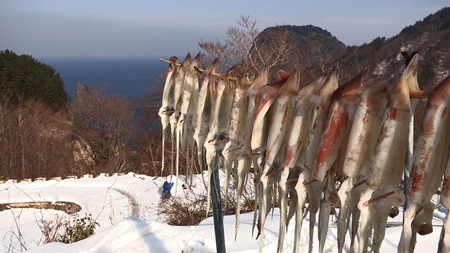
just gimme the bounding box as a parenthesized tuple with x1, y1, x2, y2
(1, 1, 448, 59)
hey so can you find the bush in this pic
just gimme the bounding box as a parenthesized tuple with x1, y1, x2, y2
(57, 213, 99, 244)
(158, 194, 211, 226)
(36, 215, 65, 244)
(157, 186, 255, 226)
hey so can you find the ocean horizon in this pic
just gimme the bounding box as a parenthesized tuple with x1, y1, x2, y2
(40, 57, 168, 99)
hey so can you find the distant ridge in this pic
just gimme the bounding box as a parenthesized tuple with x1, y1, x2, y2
(255, 7, 450, 89)
(252, 24, 346, 81)
(339, 6, 450, 89)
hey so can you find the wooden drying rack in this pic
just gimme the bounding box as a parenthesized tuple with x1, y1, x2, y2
(160, 58, 238, 81)
(160, 58, 431, 98)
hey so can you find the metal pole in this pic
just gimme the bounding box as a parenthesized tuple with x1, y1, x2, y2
(211, 151, 226, 253)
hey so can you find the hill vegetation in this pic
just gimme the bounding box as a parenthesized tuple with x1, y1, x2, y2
(255, 7, 450, 88)
(338, 6, 450, 89)
(245, 6, 449, 143)
(0, 51, 160, 180)
(252, 24, 346, 81)
(0, 50, 69, 111)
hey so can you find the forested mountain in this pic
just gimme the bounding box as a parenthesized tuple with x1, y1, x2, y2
(338, 6, 450, 90)
(252, 6, 449, 143)
(0, 50, 69, 111)
(250, 24, 346, 81)
(258, 7, 450, 88)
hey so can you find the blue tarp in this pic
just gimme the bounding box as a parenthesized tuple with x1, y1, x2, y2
(162, 181, 173, 193)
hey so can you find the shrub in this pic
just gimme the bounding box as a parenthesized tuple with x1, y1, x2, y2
(36, 216, 65, 244)
(157, 185, 256, 226)
(57, 213, 99, 244)
(158, 194, 211, 226)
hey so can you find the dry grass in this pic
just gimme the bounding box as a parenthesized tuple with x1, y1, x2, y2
(157, 186, 256, 226)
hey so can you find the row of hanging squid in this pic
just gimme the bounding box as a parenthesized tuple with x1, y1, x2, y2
(158, 52, 450, 253)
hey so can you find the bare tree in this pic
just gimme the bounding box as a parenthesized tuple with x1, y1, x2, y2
(71, 84, 133, 175)
(129, 90, 163, 176)
(0, 96, 72, 180)
(199, 14, 294, 76)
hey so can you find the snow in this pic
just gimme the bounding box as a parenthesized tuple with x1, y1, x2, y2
(0, 173, 445, 253)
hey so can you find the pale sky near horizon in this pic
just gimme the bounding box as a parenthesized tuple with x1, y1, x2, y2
(1, 1, 449, 59)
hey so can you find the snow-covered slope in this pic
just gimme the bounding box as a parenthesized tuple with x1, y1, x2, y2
(0, 173, 445, 253)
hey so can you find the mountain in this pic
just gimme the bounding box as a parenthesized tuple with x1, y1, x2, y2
(256, 7, 450, 89)
(252, 25, 347, 81)
(252, 7, 449, 141)
(339, 6, 450, 90)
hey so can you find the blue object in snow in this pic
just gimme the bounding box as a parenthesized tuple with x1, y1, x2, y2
(163, 181, 174, 193)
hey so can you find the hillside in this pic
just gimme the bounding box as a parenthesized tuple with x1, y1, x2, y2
(339, 6, 450, 90)
(253, 25, 347, 81)
(257, 7, 450, 88)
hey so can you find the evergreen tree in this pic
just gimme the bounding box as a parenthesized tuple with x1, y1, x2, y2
(0, 49, 68, 111)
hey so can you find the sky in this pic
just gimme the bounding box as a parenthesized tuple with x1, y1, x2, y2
(1, 0, 449, 59)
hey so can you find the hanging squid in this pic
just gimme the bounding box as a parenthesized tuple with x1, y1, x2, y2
(338, 80, 390, 253)
(259, 70, 299, 253)
(251, 70, 288, 241)
(193, 58, 220, 181)
(222, 73, 252, 212)
(204, 66, 237, 215)
(302, 65, 339, 253)
(169, 53, 191, 189)
(357, 54, 420, 253)
(279, 73, 327, 253)
(158, 53, 450, 253)
(313, 66, 368, 253)
(159, 56, 179, 176)
(313, 67, 368, 182)
(234, 67, 269, 239)
(401, 74, 450, 253)
(177, 53, 201, 186)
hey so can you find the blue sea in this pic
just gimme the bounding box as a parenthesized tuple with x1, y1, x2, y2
(40, 57, 168, 99)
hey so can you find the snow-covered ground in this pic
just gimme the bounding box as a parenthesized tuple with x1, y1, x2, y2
(0, 172, 445, 253)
